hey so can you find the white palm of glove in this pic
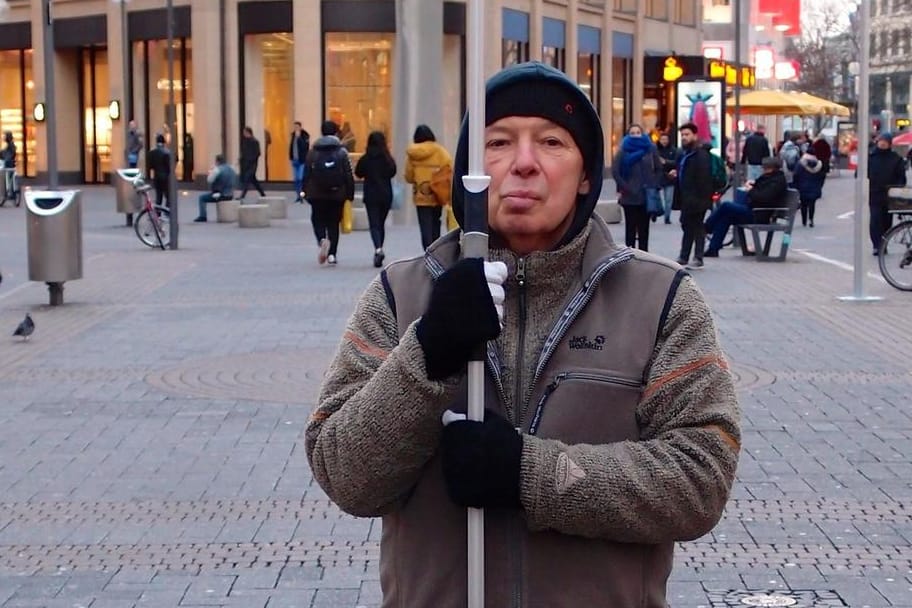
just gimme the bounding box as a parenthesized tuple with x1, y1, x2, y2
(484, 261, 507, 327)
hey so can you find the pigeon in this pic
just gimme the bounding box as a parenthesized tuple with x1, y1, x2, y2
(13, 313, 34, 341)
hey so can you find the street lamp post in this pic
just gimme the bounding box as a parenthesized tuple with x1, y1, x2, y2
(42, 0, 58, 189)
(166, 0, 178, 249)
(116, 0, 133, 226)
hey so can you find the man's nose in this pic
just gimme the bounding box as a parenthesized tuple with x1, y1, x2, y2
(511, 138, 539, 175)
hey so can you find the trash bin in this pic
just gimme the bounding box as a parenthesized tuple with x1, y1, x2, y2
(113, 168, 142, 214)
(26, 191, 82, 305)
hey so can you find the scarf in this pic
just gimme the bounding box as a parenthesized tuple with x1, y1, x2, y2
(619, 135, 654, 179)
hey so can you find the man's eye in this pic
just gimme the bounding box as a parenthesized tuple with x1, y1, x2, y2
(542, 137, 564, 147)
(486, 139, 509, 148)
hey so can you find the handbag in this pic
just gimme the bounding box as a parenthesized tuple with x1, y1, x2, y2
(646, 188, 663, 218)
(391, 180, 405, 210)
(340, 199, 353, 234)
(430, 164, 453, 206)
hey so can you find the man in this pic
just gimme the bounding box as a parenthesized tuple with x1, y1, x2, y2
(741, 124, 771, 182)
(289, 121, 310, 203)
(868, 132, 907, 255)
(303, 120, 354, 265)
(656, 132, 678, 224)
(704, 156, 788, 257)
(194, 154, 237, 222)
(306, 62, 740, 607)
(126, 120, 143, 168)
(146, 134, 171, 208)
(779, 132, 801, 186)
(672, 122, 713, 269)
(239, 127, 266, 201)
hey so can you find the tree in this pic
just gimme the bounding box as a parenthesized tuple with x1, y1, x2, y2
(785, 0, 854, 102)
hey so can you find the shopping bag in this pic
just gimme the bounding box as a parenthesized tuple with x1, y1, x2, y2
(430, 165, 453, 206)
(646, 188, 663, 218)
(445, 205, 459, 231)
(341, 199, 353, 234)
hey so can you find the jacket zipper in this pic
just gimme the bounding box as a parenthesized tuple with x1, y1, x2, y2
(528, 372, 643, 436)
(511, 256, 526, 608)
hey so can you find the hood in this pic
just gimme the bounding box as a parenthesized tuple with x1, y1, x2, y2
(406, 141, 441, 162)
(799, 153, 821, 172)
(313, 135, 342, 151)
(451, 62, 605, 250)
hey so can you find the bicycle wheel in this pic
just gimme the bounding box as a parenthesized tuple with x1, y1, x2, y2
(134, 207, 171, 249)
(878, 221, 912, 291)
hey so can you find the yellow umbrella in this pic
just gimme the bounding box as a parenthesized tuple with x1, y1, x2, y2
(725, 89, 822, 115)
(790, 92, 852, 117)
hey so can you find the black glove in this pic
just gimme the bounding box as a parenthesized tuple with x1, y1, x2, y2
(441, 409, 523, 509)
(415, 258, 501, 380)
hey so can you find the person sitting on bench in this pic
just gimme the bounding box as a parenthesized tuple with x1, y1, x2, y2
(704, 156, 788, 257)
(195, 154, 238, 222)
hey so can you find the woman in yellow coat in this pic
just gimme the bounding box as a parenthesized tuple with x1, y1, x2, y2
(404, 125, 453, 250)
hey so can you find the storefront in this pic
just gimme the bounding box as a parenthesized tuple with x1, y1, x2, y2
(0, 22, 35, 178)
(130, 7, 193, 182)
(542, 17, 565, 71)
(577, 25, 601, 110)
(611, 32, 634, 157)
(502, 8, 530, 67)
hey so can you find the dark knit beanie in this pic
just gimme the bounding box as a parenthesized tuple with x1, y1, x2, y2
(486, 79, 598, 178)
(878, 131, 893, 144)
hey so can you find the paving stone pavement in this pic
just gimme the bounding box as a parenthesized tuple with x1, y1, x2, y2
(0, 178, 909, 607)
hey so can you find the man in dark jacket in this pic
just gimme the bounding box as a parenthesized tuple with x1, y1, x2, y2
(289, 121, 310, 203)
(868, 132, 907, 254)
(672, 122, 713, 268)
(303, 120, 355, 265)
(704, 157, 788, 256)
(741, 125, 771, 182)
(656, 133, 678, 224)
(239, 126, 266, 200)
(146, 133, 172, 208)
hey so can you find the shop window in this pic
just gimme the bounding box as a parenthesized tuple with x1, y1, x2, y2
(0, 50, 35, 177)
(82, 48, 111, 184)
(675, 0, 697, 25)
(542, 46, 566, 71)
(502, 39, 530, 67)
(132, 38, 194, 181)
(611, 57, 631, 159)
(244, 33, 294, 181)
(702, 0, 730, 23)
(648, 0, 669, 20)
(577, 53, 600, 109)
(324, 33, 394, 163)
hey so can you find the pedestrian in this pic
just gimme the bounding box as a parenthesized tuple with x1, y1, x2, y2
(704, 156, 787, 256)
(305, 61, 740, 608)
(656, 132, 678, 224)
(238, 126, 266, 201)
(793, 151, 826, 227)
(304, 120, 355, 266)
(779, 132, 801, 186)
(146, 133, 172, 208)
(811, 135, 832, 174)
(612, 124, 661, 251)
(1, 131, 16, 197)
(741, 124, 771, 182)
(126, 119, 143, 168)
(868, 132, 907, 255)
(194, 154, 237, 222)
(405, 125, 453, 250)
(672, 122, 714, 268)
(289, 121, 310, 203)
(355, 131, 397, 268)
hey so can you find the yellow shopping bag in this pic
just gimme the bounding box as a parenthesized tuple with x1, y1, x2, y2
(445, 204, 459, 232)
(341, 199, 353, 234)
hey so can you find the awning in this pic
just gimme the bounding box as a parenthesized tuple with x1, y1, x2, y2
(726, 89, 850, 117)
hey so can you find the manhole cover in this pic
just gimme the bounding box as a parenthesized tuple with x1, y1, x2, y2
(144, 349, 329, 404)
(741, 596, 797, 607)
(729, 362, 777, 391)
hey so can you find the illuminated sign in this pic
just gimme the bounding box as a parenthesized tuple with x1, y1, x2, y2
(709, 60, 756, 88)
(663, 56, 684, 82)
(896, 118, 911, 128)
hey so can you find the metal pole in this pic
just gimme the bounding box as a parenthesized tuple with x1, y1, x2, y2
(732, 0, 742, 186)
(839, 0, 880, 302)
(42, 0, 58, 189)
(166, 0, 179, 249)
(121, 0, 133, 227)
(462, 1, 490, 606)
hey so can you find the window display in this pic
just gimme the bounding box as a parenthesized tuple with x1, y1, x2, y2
(0, 50, 36, 177)
(244, 33, 294, 181)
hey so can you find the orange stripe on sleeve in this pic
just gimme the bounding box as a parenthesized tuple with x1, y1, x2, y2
(642, 354, 729, 401)
(344, 330, 390, 361)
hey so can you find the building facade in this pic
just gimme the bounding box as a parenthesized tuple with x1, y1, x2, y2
(2, 0, 702, 186)
(869, 0, 912, 127)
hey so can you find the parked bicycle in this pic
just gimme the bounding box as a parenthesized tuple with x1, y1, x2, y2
(132, 176, 171, 250)
(878, 188, 912, 291)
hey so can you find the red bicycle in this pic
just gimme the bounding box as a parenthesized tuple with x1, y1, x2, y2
(132, 177, 171, 250)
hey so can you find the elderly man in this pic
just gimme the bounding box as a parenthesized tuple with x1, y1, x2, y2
(306, 62, 740, 607)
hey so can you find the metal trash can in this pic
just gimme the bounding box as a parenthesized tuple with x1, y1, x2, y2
(113, 168, 142, 213)
(26, 190, 82, 304)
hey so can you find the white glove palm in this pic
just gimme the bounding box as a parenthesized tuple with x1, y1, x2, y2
(484, 261, 507, 327)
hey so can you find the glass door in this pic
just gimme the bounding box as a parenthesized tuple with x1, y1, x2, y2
(80, 47, 111, 183)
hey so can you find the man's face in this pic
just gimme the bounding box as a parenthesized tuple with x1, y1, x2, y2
(680, 128, 697, 147)
(129, 120, 136, 131)
(658, 135, 670, 147)
(294, 123, 301, 133)
(877, 138, 891, 150)
(484, 116, 590, 255)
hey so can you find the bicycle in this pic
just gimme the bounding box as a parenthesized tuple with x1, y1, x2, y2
(132, 176, 171, 250)
(879, 187, 912, 290)
(0, 168, 22, 208)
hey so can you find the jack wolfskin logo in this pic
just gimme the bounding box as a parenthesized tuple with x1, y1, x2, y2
(568, 335, 605, 351)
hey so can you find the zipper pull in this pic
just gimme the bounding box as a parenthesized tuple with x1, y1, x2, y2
(528, 376, 563, 436)
(516, 257, 526, 287)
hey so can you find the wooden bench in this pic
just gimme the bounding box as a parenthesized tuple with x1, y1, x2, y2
(734, 188, 799, 262)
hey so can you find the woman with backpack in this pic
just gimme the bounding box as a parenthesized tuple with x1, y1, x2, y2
(793, 151, 826, 227)
(355, 131, 397, 268)
(611, 123, 662, 252)
(404, 125, 452, 250)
